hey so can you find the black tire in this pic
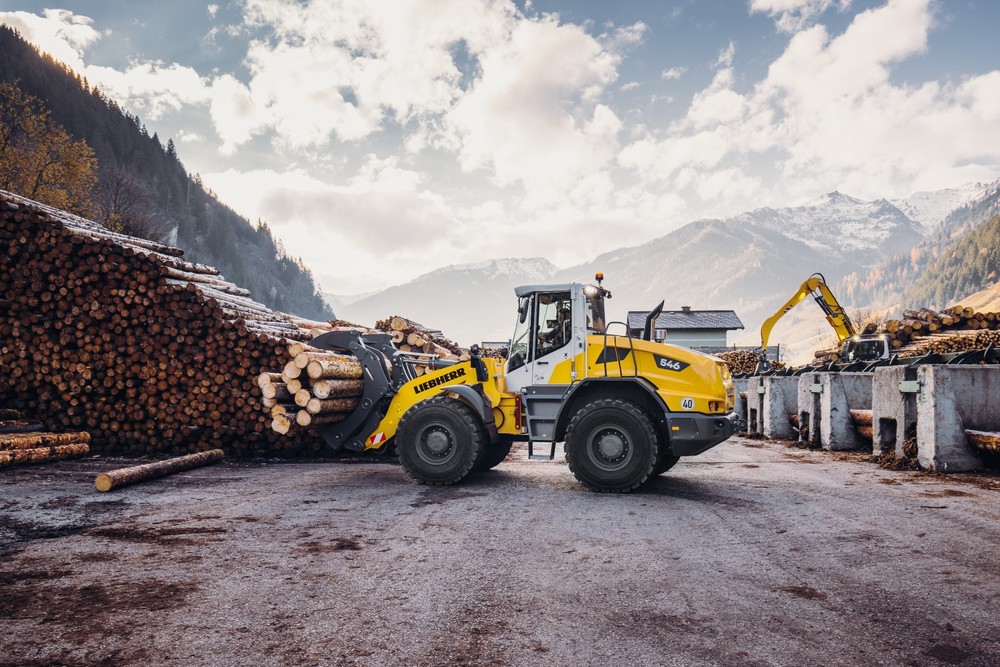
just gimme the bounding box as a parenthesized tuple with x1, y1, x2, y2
(478, 441, 513, 471)
(653, 451, 680, 476)
(395, 397, 486, 485)
(564, 399, 659, 493)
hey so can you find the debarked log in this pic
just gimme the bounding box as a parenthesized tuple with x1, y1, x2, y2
(95, 448, 225, 492)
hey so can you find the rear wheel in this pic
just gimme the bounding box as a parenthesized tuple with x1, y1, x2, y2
(564, 399, 658, 493)
(396, 397, 485, 485)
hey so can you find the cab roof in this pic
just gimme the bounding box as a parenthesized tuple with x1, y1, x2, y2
(514, 283, 580, 297)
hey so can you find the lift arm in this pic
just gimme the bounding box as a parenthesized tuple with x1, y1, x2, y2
(759, 273, 857, 350)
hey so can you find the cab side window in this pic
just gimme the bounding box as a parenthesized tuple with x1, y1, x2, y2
(534, 291, 572, 360)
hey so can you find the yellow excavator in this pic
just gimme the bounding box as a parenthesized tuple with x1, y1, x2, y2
(757, 273, 890, 370)
(309, 274, 739, 493)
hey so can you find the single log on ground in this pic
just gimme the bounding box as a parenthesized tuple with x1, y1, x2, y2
(95, 448, 226, 492)
(855, 423, 874, 441)
(0, 443, 90, 467)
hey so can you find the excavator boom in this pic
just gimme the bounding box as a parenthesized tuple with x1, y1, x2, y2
(759, 273, 856, 350)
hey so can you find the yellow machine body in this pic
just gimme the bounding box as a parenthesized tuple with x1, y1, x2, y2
(362, 334, 733, 451)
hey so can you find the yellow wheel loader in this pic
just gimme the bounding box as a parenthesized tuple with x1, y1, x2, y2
(311, 275, 740, 493)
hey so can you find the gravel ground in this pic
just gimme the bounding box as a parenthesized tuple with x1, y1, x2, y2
(2, 437, 1000, 667)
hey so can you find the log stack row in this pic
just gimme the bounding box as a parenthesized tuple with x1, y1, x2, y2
(259, 341, 366, 435)
(716, 350, 785, 375)
(0, 408, 91, 467)
(0, 188, 331, 457)
(883, 306, 1000, 354)
(373, 315, 470, 375)
(884, 306, 1000, 357)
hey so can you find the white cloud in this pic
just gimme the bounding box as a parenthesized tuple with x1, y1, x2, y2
(5, 1, 999, 296)
(621, 0, 1000, 210)
(751, 0, 851, 33)
(441, 15, 623, 200)
(0, 9, 101, 72)
(86, 62, 212, 120)
(201, 162, 476, 293)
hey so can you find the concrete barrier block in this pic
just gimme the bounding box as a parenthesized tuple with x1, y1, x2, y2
(819, 372, 872, 451)
(796, 374, 821, 446)
(916, 366, 1000, 472)
(762, 376, 799, 440)
(746, 376, 764, 435)
(733, 377, 749, 428)
(872, 366, 917, 458)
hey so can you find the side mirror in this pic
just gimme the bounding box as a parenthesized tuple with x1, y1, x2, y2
(518, 297, 530, 324)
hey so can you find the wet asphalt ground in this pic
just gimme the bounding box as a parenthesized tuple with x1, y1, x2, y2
(2, 437, 1000, 666)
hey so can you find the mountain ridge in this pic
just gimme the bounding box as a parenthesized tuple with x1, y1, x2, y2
(336, 180, 999, 357)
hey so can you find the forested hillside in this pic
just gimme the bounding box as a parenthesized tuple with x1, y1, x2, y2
(837, 184, 1000, 309)
(0, 26, 332, 320)
(900, 215, 1000, 310)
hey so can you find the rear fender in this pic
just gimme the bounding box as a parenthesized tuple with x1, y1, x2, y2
(553, 378, 668, 442)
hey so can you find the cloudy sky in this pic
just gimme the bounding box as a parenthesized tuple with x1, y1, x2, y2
(2, 0, 999, 295)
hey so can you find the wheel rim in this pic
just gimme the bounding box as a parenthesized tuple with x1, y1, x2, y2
(414, 421, 457, 466)
(588, 426, 631, 471)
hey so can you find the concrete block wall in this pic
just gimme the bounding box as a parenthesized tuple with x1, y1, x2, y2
(733, 378, 749, 428)
(796, 373, 821, 447)
(874, 365, 1000, 472)
(797, 372, 873, 451)
(872, 366, 918, 458)
(915, 366, 1000, 472)
(745, 376, 799, 439)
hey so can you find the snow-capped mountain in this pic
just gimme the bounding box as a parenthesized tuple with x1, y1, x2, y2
(892, 178, 1000, 231)
(725, 192, 923, 261)
(335, 179, 1000, 361)
(337, 258, 560, 344)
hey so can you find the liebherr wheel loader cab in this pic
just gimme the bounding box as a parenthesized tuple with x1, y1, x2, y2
(311, 277, 739, 493)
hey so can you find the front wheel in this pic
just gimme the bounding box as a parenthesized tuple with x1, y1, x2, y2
(653, 451, 680, 475)
(564, 399, 659, 493)
(395, 397, 485, 485)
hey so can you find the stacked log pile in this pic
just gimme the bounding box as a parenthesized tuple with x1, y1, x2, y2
(883, 306, 1000, 357)
(373, 315, 470, 375)
(717, 350, 785, 375)
(259, 341, 366, 435)
(0, 188, 332, 457)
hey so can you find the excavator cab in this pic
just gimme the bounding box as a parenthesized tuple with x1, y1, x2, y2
(840, 334, 891, 362)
